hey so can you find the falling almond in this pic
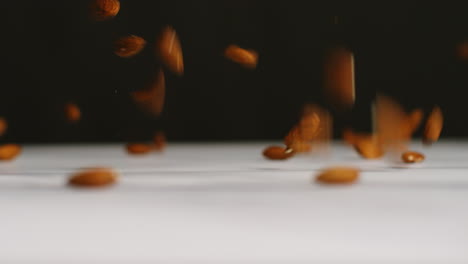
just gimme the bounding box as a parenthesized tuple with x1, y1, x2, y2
(353, 136, 384, 159)
(407, 108, 424, 135)
(153, 131, 166, 151)
(157, 26, 184, 75)
(132, 69, 166, 116)
(65, 103, 81, 123)
(284, 104, 331, 153)
(375, 95, 411, 151)
(323, 46, 355, 111)
(284, 104, 322, 144)
(224, 44, 258, 69)
(0, 117, 8, 136)
(343, 130, 384, 159)
(114, 35, 146, 58)
(89, 0, 120, 21)
(423, 106, 443, 145)
(456, 41, 468, 60)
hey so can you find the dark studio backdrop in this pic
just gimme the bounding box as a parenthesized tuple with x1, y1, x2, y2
(1, 1, 467, 143)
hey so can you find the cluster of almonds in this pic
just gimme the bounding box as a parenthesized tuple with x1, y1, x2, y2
(1, 3, 448, 187)
(89, 0, 182, 154)
(66, 38, 260, 186)
(263, 45, 444, 185)
(89, 0, 259, 156)
(0, 1, 262, 189)
(343, 99, 443, 163)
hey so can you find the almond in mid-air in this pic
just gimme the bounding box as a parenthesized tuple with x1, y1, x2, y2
(284, 104, 330, 153)
(423, 106, 443, 145)
(224, 44, 258, 69)
(153, 131, 166, 151)
(131, 69, 166, 116)
(64, 103, 81, 123)
(323, 46, 355, 111)
(114, 35, 147, 58)
(68, 168, 118, 188)
(343, 130, 383, 159)
(0, 117, 8, 136)
(157, 26, 184, 75)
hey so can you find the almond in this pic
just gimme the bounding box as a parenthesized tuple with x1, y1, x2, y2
(157, 26, 184, 75)
(131, 69, 165, 116)
(114, 35, 146, 58)
(423, 106, 443, 145)
(402, 151, 425, 163)
(323, 46, 355, 110)
(353, 138, 384, 159)
(64, 103, 81, 123)
(153, 131, 166, 151)
(68, 167, 117, 187)
(89, 0, 120, 21)
(0, 117, 8, 136)
(224, 44, 258, 69)
(343, 130, 383, 159)
(456, 41, 468, 60)
(284, 104, 331, 153)
(126, 143, 152, 155)
(262, 146, 294, 160)
(315, 166, 359, 184)
(0, 144, 21, 161)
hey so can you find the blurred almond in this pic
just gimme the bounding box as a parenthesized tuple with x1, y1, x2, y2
(375, 95, 410, 151)
(157, 26, 184, 75)
(323, 46, 355, 110)
(65, 103, 81, 123)
(342, 128, 356, 145)
(153, 131, 166, 151)
(262, 146, 294, 160)
(126, 143, 152, 155)
(353, 137, 384, 159)
(224, 44, 258, 69)
(423, 106, 443, 145)
(456, 41, 468, 60)
(0, 144, 21, 161)
(132, 69, 165, 116)
(345, 131, 383, 159)
(287, 141, 312, 153)
(114, 35, 146, 58)
(315, 166, 359, 184)
(402, 151, 425, 163)
(407, 108, 424, 135)
(68, 167, 117, 187)
(284, 104, 330, 153)
(89, 0, 120, 21)
(0, 117, 8, 136)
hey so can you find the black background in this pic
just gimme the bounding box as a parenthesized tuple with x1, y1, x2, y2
(1, 1, 467, 143)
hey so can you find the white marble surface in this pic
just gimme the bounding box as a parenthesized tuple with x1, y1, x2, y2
(0, 141, 467, 264)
